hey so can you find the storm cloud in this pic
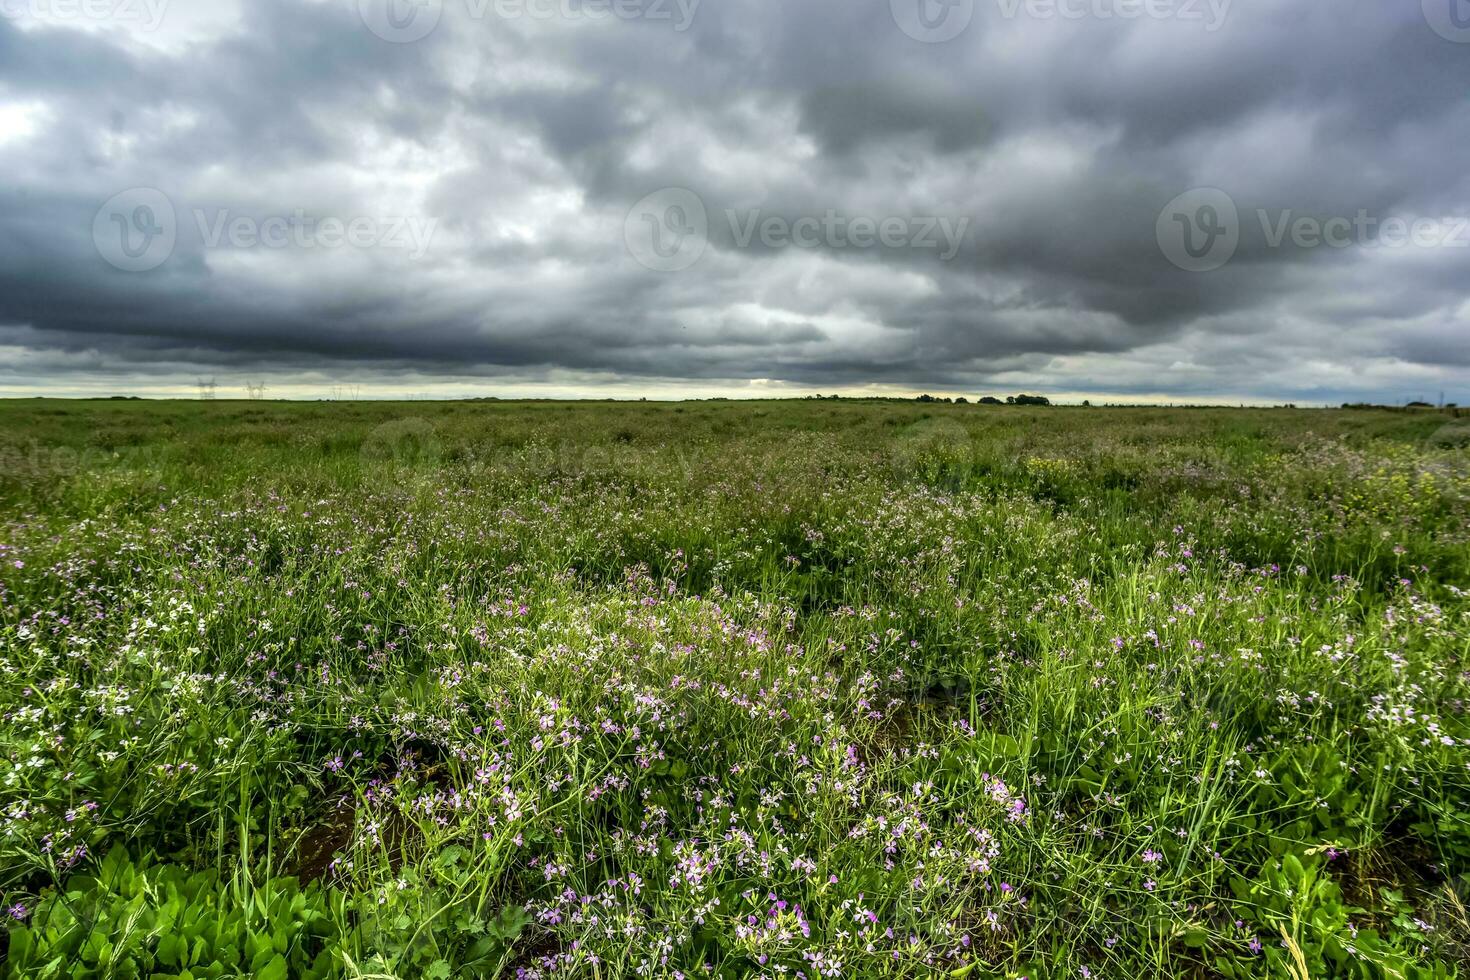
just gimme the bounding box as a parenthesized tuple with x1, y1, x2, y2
(0, 0, 1467, 401)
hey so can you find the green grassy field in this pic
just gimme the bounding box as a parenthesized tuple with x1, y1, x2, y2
(1, 400, 1468, 979)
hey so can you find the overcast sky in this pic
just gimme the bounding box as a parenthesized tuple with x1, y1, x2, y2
(1, 0, 1467, 402)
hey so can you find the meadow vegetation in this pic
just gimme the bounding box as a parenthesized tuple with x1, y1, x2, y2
(1, 399, 1468, 978)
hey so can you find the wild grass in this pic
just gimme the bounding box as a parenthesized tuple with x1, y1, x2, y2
(0, 400, 1467, 978)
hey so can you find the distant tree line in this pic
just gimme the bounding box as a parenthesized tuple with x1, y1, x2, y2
(1342, 401, 1459, 411)
(907, 393, 1053, 406)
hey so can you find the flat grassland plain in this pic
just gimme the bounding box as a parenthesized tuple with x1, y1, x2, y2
(1, 400, 1468, 980)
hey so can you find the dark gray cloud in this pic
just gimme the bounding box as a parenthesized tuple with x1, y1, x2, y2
(0, 0, 1467, 402)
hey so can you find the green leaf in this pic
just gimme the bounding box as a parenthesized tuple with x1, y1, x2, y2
(256, 954, 288, 980)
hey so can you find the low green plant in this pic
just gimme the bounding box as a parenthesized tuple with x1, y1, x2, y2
(5, 849, 344, 979)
